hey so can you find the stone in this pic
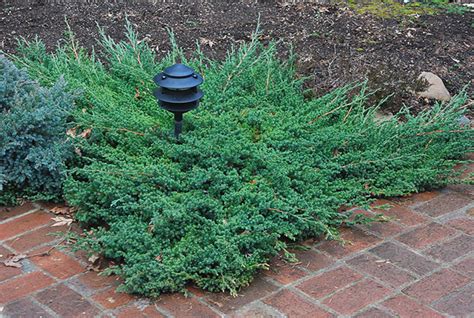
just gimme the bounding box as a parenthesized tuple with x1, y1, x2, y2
(374, 111, 394, 124)
(417, 72, 451, 102)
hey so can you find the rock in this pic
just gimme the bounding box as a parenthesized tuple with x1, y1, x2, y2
(375, 111, 394, 123)
(417, 72, 451, 102)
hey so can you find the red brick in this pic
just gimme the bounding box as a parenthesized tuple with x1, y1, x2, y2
(0, 272, 54, 303)
(263, 289, 333, 317)
(370, 242, 439, 276)
(264, 257, 308, 285)
(78, 271, 121, 291)
(425, 235, 474, 262)
(0, 245, 22, 281)
(452, 258, 474, 278)
(156, 293, 220, 318)
(446, 218, 474, 235)
(292, 249, 334, 272)
(354, 307, 393, 318)
(186, 284, 207, 298)
(0, 202, 37, 222)
(402, 269, 469, 303)
(35, 284, 100, 317)
(117, 305, 165, 318)
(371, 202, 427, 227)
(0, 211, 52, 240)
(296, 266, 362, 299)
(2, 297, 53, 317)
(347, 253, 415, 287)
(92, 287, 135, 309)
(203, 277, 278, 314)
(433, 283, 474, 316)
(382, 294, 444, 318)
(5, 224, 68, 252)
(322, 279, 392, 315)
(415, 193, 471, 217)
(316, 228, 380, 258)
(394, 192, 440, 206)
(30, 247, 85, 279)
(395, 222, 456, 249)
(362, 220, 405, 238)
(447, 184, 474, 198)
(231, 303, 284, 318)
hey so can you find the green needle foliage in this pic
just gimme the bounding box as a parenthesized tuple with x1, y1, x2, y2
(0, 56, 74, 204)
(10, 23, 473, 296)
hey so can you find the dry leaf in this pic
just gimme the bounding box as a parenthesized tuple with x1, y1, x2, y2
(375, 259, 390, 263)
(318, 6, 330, 13)
(3, 254, 26, 268)
(66, 127, 77, 138)
(88, 254, 100, 263)
(147, 224, 155, 233)
(50, 206, 70, 215)
(467, 208, 474, 217)
(51, 216, 73, 227)
(79, 128, 92, 139)
(155, 255, 162, 262)
(134, 87, 140, 99)
(75, 147, 82, 157)
(200, 37, 215, 48)
(87, 254, 102, 272)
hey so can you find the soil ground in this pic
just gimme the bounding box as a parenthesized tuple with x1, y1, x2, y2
(1, 0, 473, 113)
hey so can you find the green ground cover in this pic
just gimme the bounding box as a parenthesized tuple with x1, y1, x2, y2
(2, 23, 472, 296)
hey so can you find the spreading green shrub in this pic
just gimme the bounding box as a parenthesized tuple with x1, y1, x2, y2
(0, 55, 75, 204)
(11, 24, 472, 296)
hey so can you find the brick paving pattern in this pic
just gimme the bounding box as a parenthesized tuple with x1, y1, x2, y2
(0, 177, 472, 316)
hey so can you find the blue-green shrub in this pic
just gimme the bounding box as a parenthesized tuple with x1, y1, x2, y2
(0, 56, 75, 204)
(12, 25, 473, 296)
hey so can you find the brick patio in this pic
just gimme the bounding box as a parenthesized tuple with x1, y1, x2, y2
(0, 181, 473, 317)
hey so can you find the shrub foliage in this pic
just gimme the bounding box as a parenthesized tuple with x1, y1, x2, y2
(0, 55, 74, 204)
(11, 25, 472, 296)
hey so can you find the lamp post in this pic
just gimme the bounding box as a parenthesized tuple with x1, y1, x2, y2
(153, 63, 204, 138)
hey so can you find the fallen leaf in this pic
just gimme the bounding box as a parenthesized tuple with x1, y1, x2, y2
(79, 128, 92, 139)
(134, 87, 140, 99)
(155, 255, 162, 262)
(318, 6, 330, 13)
(147, 224, 155, 233)
(50, 206, 70, 215)
(3, 254, 26, 268)
(375, 259, 390, 263)
(467, 207, 474, 217)
(66, 127, 77, 138)
(51, 216, 73, 227)
(88, 254, 100, 263)
(74, 147, 82, 157)
(200, 37, 215, 48)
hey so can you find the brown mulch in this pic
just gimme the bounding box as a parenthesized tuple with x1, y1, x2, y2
(1, 0, 473, 114)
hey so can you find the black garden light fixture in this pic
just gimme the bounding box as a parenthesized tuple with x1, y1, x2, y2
(153, 63, 204, 138)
